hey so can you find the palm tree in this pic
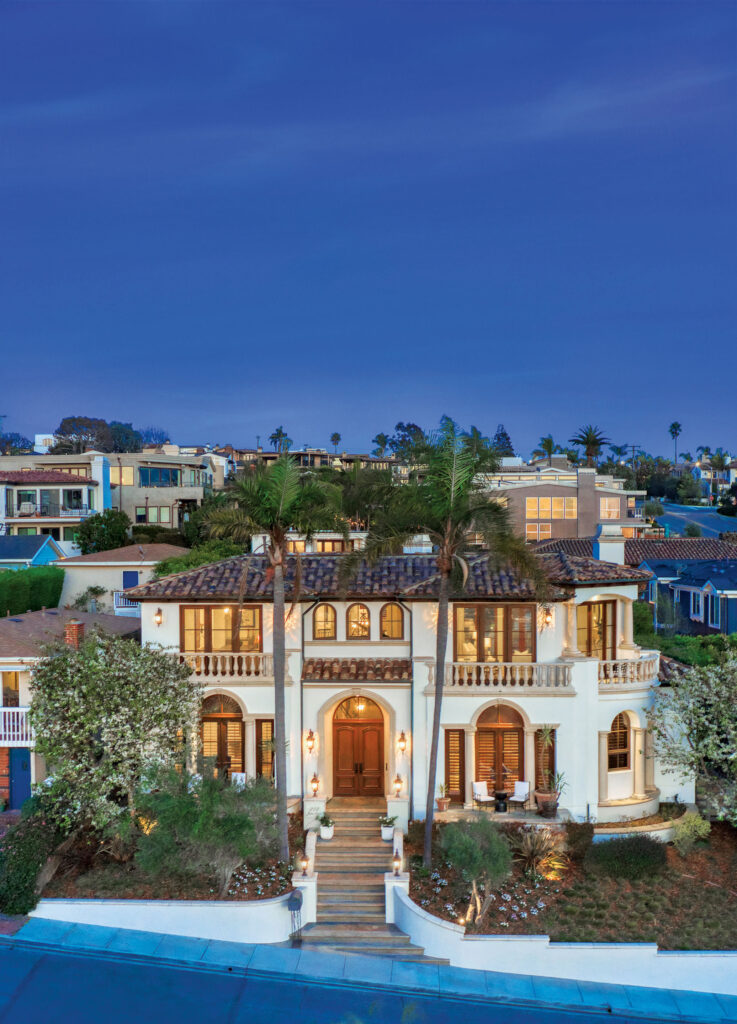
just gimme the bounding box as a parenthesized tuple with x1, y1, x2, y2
(680, 451, 694, 464)
(568, 425, 610, 467)
(609, 444, 629, 463)
(696, 445, 712, 462)
(709, 449, 729, 497)
(330, 432, 342, 455)
(206, 457, 346, 860)
(269, 426, 293, 453)
(532, 434, 559, 466)
(371, 433, 390, 457)
(356, 419, 548, 867)
(562, 447, 580, 466)
(668, 422, 682, 467)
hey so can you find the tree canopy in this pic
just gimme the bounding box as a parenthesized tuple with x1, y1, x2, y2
(76, 508, 131, 554)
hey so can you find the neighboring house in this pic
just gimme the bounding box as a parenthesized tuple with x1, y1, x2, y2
(250, 531, 432, 554)
(107, 452, 225, 530)
(0, 610, 140, 809)
(673, 458, 735, 499)
(0, 455, 111, 555)
(56, 543, 189, 616)
(534, 535, 737, 566)
(128, 541, 687, 828)
(33, 433, 57, 454)
(668, 561, 737, 636)
(0, 535, 65, 571)
(216, 445, 404, 476)
(479, 464, 645, 542)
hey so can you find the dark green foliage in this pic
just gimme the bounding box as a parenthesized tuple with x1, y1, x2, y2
(154, 540, 245, 578)
(135, 767, 278, 896)
(0, 815, 61, 914)
(0, 432, 32, 454)
(632, 600, 655, 637)
(564, 821, 594, 862)
(0, 566, 64, 616)
(583, 834, 667, 881)
(491, 423, 515, 456)
(109, 421, 143, 452)
(440, 817, 511, 884)
(646, 633, 737, 667)
(684, 522, 702, 537)
(77, 508, 131, 554)
(130, 525, 187, 546)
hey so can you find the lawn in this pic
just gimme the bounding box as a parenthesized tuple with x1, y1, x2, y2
(407, 820, 737, 950)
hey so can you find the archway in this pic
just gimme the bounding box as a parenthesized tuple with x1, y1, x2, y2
(332, 695, 384, 796)
(201, 692, 244, 777)
(475, 704, 524, 791)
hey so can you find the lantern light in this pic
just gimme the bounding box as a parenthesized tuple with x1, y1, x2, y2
(397, 731, 407, 753)
(310, 773, 319, 796)
(154, 608, 163, 626)
(393, 774, 402, 797)
(300, 853, 309, 877)
(544, 608, 553, 627)
(392, 849, 402, 876)
(305, 729, 315, 753)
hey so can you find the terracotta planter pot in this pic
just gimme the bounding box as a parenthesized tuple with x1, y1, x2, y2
(534, 790, 559, 818)
(436, 797, 451, 812)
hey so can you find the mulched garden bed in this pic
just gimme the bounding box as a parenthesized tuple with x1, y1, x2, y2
(594, 802, 687, 829)
(407, 819, 737, 950)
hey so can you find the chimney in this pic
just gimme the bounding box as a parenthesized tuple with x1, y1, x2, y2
(593, 523, 626, 565)
(64, 619, 85, 649)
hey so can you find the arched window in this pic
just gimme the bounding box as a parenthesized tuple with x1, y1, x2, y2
(347, 603, 370, 639)
(475, 705, 524, 791)
(313, 604, 336, 640)
(380, 603, 403, 640)
(608, 713, 630, 770)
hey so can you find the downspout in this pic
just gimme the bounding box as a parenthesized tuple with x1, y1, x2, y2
(398, 597, 414, 819)
(301, 599, 319, 808)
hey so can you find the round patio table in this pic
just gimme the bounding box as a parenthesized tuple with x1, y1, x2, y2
(494, 789, 510, 812)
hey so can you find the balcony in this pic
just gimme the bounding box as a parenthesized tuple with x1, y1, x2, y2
(0, 707, 33, 746)
(180, 651, 274, 683)
(444, 661, 573, 691)
(113, 591, 141, 617)
(6, 503, 94, 520)
(598, 651, 660, 690)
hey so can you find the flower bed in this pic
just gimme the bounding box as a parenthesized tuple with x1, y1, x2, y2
(406, 819, 737, 950)
(594, 802, 687, 830)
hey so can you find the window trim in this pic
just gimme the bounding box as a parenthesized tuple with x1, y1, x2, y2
(180, 604, 263, 653)
(452, 603, 537, 663)
(313, 603, 337, 640)
(707, 592, 721, 629)
(346, 602, 371, 639)
(577, 599, 617, 660)
(379, 602, 404, 640)
(607, 713, 630, 771)
(690, 591, 703, 621)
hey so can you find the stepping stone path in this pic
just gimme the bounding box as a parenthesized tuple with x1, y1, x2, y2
(301, 801, 446, 963)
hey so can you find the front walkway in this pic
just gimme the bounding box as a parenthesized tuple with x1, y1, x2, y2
(2, 918, 732, 1023)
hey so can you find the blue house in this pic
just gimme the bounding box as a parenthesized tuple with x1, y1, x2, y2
(669, 561, 737, 635)
(0, 535, 65, 571)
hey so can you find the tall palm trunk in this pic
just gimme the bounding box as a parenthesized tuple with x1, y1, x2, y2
(424, 571, 449, 868)
(272, 561, 290, 861)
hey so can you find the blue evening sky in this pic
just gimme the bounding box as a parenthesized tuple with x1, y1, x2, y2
(2, 2, 735, 457)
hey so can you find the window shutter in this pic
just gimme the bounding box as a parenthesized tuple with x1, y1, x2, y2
(502, 730, 522, 786)
(444, 729, 465, 802)
(475, 730, 496, 786)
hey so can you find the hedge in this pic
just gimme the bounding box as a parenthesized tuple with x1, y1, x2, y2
(0, 566, 64, 616)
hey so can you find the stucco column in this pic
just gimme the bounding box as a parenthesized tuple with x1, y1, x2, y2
(245, 718, 256, 779)
(620, 599, 637, 654)
(563, 601, 582, 657)
(598, 731, 609, 804)
(645, 729, 655, 791)
(464, 729, 475, 807)
(524, 729, 536, 790)
(633, 727, 646, 798)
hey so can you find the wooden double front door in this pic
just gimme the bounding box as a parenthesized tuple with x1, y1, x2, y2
(333, 721, 384, 796)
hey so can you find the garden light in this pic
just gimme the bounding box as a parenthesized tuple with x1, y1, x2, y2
(310, 773, 319, 796)
(300, 853, 309, 877)
(392, 850, 401, 876)
(393, 774, 402, 797)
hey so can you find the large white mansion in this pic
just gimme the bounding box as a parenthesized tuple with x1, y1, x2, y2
(130, 529, 692, 828)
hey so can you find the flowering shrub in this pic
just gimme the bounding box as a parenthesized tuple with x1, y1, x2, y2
(673, 812, 711, 857)
(0, 814, 60, 915)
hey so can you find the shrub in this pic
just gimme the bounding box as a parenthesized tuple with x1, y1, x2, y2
(564, 821, 594, 862)
(510, 827, 567, 879)
(583, 834, 667, 880)
(0, 566, 64, 616)
(0, 815, 61, 914)
(684, 522, 702, 538)
(153, 540, 245, 578)
(135, 766, 278, 896)
(441, 818, 511, 925)
(77, 508, 131, 554)
(673, 812, 711, 857)
(632, 601, 655, 637)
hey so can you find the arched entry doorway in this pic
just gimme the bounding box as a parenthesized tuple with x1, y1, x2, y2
(475, 705, 524, 791)
(201, 693, 244, 777)
(333, 696, 384, 796)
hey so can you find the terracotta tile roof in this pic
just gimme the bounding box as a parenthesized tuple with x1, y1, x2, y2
(658, 654, 688, 686)
(0, 608, 140, 659)
(0, 470, 96, 485)
(60, 543, 189, 565)
(533, 536, 737, 566)
(125, 552, 651, 603)
(302, 658, 412, 681)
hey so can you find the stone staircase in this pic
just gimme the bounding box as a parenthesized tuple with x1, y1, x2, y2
(300, 801, 445, 963)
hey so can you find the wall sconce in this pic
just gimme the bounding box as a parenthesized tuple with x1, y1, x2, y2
(397, 731, 407, 753)
(300, 853, 309, 877)
(544, 608, 554, 628)
(392, 774, 402, 797)
(305, 729, 315, 754)
(310, 773, 319, 796)
(154, 608, 163, 626)
(392, 849, 401, 876)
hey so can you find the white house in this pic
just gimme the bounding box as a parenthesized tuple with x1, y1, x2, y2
(128, 542, 691, 830)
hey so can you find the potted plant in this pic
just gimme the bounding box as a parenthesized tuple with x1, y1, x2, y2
(535, 771, 567, 819)
(379, 814, 397, 841)
(318, 813, 334, 841)
(436, 784, 451, 812)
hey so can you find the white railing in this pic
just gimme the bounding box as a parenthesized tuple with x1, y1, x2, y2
(180, 651, 274, 680)
(445, 661, 573, 690)
(598, 651, 660, 689)
(0, 707, 33, 746)
(113, 592, 141, 617)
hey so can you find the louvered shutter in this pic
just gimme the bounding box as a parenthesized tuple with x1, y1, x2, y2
(444, 729, 465, 803)
(475, 730, 496, 787)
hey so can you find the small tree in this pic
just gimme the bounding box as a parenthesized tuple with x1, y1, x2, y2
(440, 818, 511, 925)
(677, 474, 701, 504)
(644, 499, 664, 518)
(684, 522, 702, 538)
(29, 633, 202, 832)
(77, 508, 131, 554)
(491, 423, 515, 457)
(330, 432, 342, 454)
(647, 658, 737, 824)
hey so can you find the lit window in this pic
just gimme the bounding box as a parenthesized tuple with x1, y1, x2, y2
(552, 497, 564, 519)
(110, 466, 134, 486)
(454, 605, 534, 663)
(313, 604, 337, 640)
(600, 497, 620, 520)
(525, 498, 538, 519)
(159, 506, 171, 524)
(287, 540, 306, 553)
(525, 523, 539, 541)
(315, 539, 345, 553)
(380, 603, 403, 639)
(608, 713, 630, 770)
(148, 507, 159, 523)
(538, 497, 551, 519)
(538, 523, 552, 540)
(565, 497, 577, 519)
(347, 604, 370, 638)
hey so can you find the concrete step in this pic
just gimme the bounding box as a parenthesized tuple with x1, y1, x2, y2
(316, 913, 387, 924)
(316, 874, 385, 887)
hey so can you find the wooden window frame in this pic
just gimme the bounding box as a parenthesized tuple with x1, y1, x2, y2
(577, 600, 617, 660)
(379, 602, 404, 640)
(179, 604, 263, 653)
(608, 713, 630, 770)
(346, 603, 371, 639)
(453, 603, 536, 663)
(313, 603, 337, 640)
(315, 539, 345, 553)
(444, 728, 466, 804)
(256, 719, 275, 779)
